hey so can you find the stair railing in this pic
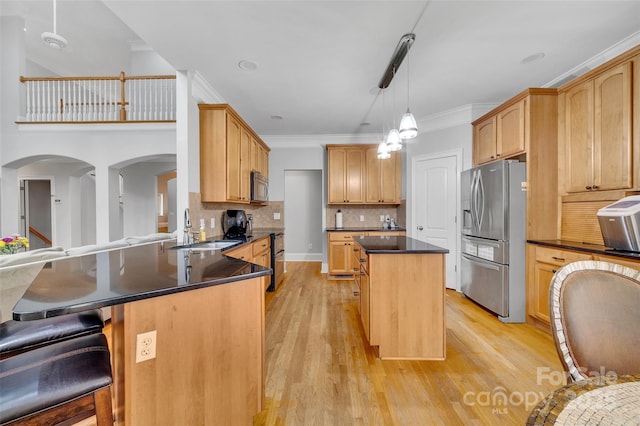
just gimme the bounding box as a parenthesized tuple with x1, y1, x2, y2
(18, 72, 176, 123)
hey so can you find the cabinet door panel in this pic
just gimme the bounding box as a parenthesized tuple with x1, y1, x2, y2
(380, 152, 399, 203)
(474, 117, 496, 164)
(226, 115, 242, 201)
(345, 149, 365, 203)
(329, 241, 352, 274)
(365, 147, 382, 202)
(594, 62, 632, 190)
(532, 262, 556, 324)
(240, 128, 251, 201)
(497, 100, 525, 158)
(328, 149, 346, 203)
(564, 81, 594, 192)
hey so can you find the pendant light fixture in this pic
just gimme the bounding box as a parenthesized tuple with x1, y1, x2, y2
(386, 68, 402, 152)
(399, 42, 418, 139)
(41, 0, 68, 49)
(377, 88, 391, 159)
(377, 33, 416, 154)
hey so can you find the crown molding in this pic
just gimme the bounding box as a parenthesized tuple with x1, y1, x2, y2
(190, 71, 225, 104)
(545, 31, 640, 88)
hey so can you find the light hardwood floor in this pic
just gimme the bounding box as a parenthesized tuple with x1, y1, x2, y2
(255, 261, 564, 425)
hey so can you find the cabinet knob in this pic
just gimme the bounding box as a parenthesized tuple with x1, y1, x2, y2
(586, 186, 592, 190)
(417, 225, 424, 231)
(592, 184, 599, 189)
(552, 256, 565, 262)
(496, 153, 501, 157)
(552, 269, 557, 273)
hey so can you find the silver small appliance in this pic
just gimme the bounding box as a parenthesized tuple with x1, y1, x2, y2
(222, 210, 248, 239)
(597, 195, 640, 252)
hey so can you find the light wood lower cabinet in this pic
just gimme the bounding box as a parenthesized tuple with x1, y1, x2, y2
(111, 276, 264, 425)
(355, 242, 446, 360)
(327, 231, 405, 279)
(527, 244, 593, 328)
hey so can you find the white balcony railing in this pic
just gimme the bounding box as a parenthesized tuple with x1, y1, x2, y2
(18, 72, 176, 123)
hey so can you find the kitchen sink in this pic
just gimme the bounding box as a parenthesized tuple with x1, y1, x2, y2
(171, 240, 240, 251)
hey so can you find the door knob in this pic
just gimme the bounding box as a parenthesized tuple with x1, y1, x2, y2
(417, 226, 424, 231)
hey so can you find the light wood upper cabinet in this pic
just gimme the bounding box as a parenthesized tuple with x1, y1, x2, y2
(199, 104, 270, 203)
(327, 146, 365, 204)
(497, 99, 526, 159)
(365, 147, 401, 204)
(327, 144, 400, 205)
(473, 100, 526, 165)
(473, 116, 497, 164)
(562, 61, 633, 193)
(251, 136, 269, 177)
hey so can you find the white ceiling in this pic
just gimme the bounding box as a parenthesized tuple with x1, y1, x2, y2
(3, 0, 640, 137)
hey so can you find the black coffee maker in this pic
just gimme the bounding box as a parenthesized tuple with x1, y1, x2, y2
(222, 210, 248, 239)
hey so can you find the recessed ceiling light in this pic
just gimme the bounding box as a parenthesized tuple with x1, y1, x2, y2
(521, 52, 545, 65)
(238, 60, 258, 71)
(271, 115, 283, 120)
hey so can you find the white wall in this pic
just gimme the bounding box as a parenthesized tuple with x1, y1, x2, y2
(406, 105, 497, 236)
(120, 161, 176, 237)
(284, 170, 323, 261)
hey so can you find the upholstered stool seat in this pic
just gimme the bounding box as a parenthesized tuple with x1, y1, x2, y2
(0, 333, 113, 425)
(0, 309, 104, 359)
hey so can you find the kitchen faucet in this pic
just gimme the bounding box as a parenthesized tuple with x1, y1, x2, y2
(184, 208, 192, 244)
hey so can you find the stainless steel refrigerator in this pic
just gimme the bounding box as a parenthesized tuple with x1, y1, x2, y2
(460, 160, 526, 323)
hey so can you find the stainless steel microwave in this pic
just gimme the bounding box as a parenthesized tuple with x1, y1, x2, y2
(251, 171, 269, 203)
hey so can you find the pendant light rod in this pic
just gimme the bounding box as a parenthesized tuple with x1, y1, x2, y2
(53, 0, 58, 34)
(378, 33, 415, 89)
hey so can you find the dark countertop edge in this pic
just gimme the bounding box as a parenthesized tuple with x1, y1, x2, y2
(356, 236, 449, 255)
(13, 268, 272, 321)
(527, 240, 640, 260)
(363, 248, 449, 255)
(326, 227, 406, 232)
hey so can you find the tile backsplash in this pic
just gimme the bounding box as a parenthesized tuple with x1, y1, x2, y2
(326, 202, 406, 229)
(189, 192, 284, 235)
(188, 192, 406, 234)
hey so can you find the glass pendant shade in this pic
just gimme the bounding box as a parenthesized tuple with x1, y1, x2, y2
(386, 128, 402, 152)
(377, 140, 391, 159)
(399, 108, 418, 139)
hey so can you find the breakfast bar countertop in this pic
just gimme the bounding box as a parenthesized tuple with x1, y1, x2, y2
(8, 239, 270, 321)
(356, 236, 449, 254)
(527, 239, 640, 261)
(326, 227, 406, 232)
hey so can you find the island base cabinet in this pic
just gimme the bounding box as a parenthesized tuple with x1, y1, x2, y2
(369, 253, 446, 360)
(111, 277, 264, 425)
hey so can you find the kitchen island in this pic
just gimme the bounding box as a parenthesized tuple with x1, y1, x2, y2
(8, 239, 271, 425)
(353, 236, 448, 360)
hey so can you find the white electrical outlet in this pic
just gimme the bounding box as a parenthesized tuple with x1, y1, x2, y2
(380, 215, 385, 222)
(210, 217, 215, 229)
(136, 330, 157, 363)
(360, 215, 365, 222)
(274, 212, 281, 220)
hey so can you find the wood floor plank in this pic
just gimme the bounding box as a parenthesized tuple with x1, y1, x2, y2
(255, 262, 564, 425)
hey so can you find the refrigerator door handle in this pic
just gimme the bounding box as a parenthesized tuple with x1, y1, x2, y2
(471, 171, 478, 231)
(477, 169, 485, 230)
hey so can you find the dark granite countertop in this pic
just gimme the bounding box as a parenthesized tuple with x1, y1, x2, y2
(10, 239, 271, 321)
(326, 227, 406, 232)
(355, 236, 449, 254)
(527, 239, 640, 261)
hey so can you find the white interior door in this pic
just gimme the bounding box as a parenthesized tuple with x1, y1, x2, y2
(413, 153, 459, 290)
